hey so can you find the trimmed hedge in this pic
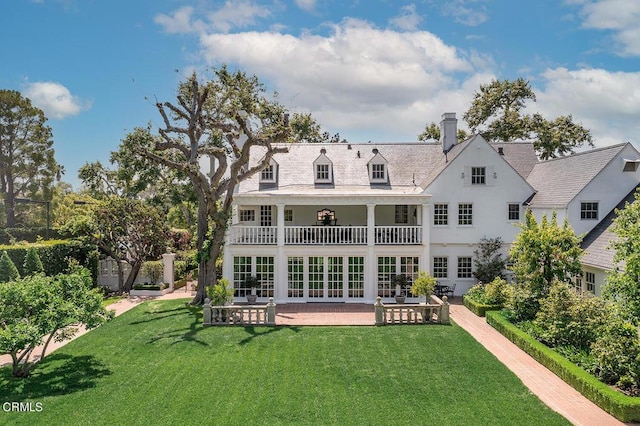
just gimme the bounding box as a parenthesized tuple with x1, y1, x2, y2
(0, 227, 68, 244)
(486, 311, 640, 422)
(462, 295, 502, 317)
(0, 239, 99, 285)
(132, 283, 168, 291)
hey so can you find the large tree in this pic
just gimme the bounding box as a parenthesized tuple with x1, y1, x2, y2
(604, 190, 640, 326)
(123, 66, 296, 304)
(510, 211, 584, 300)
(463, 78, 593, 159)
(0, 90, 60, 227)
(66, 196, 169, 293)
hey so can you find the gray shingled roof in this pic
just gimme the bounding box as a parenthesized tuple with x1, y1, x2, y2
(581, 184, 640, 270)
(490, 142, 539, 178)
(239, 142, 451, 194)
(526, 143, 627, 207)
(237, 138, 540, 195)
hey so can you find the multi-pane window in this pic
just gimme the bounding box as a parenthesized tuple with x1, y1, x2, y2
(308, 257, 324, 298)
(239, 209, 255, 222)
(400, 257, 419, 283)
(471, 167, 486, 185)
(377, 257, 395, 298)
(581, 202, 598, 220)
(434, 204, 448, 225)
(327, 256, 344, 298)
(433, 257, 448, 279)
(255, 256, 274, 298)
(508, 203, 520, 221)
(284, 209, 293, 222)
(260, 205, 272, 226)
(395, 205, 409, 224)
(585, 271, 595, 293)
(574, 274, 583, 293)
(348, 257, 365, 298)
(316, 164, 330, 181)
(260, 165, 274, 182)
(458, 203, 473, 226)
(287, 257, 304, 298)
(233, 256, 252, 297)
(372, 163, 386, 180)
(457, 257, 473, 278)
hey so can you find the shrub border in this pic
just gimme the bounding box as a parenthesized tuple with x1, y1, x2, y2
(486, 310, 640, 422)
(462, 295, 502, 317)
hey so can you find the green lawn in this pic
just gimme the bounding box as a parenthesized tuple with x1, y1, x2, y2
(1, 300, 569, 425)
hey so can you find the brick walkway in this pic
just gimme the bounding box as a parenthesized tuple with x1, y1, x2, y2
(0, 290, 624, 425)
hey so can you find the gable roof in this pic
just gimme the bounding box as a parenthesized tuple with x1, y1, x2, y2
(581, 184, 640, 270)
(526, 143, 628, 207)
(489, 142, 539, 178)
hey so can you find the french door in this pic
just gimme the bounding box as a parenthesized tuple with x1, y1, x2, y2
(288, 255, 365, 301)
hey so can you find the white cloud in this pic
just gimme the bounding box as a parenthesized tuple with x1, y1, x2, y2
(533, 67, 640, 147)
(389, 4, 423, 31)
(155, 1, 271, 34)
(441, 0, 489, 27)
(23, 81, 89, 119)
(576, 0, 640, 56)
(197, 18, 484, 140)
(295, 0, 316, 13)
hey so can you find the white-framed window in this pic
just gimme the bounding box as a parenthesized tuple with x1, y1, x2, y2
(260, 164, 276, 183)
(255, 256, 275, 298)
(458, 203, 473, 226)
(434, 204, 448, 226)
(239, 209, 255, 222)
(395, 205, 408, 224)
(581, 202, 598, 220)
(371, 163, 386, 181)
(348, 256, 365, 298)
(287, 257, 304, 298)
(508, 203, 520, 221)
(260, 205, 272, 226)
(585, 271, 595, 293)
(433, 257, 448, 278)
(457, 257, 473, 278)
(316, 164, 329, 180)
(471, 167, 486, 185)
(574, 274, 583, 293)
(284, 209, 293, 222)
(624, 159, 640, 172)
(233, 256, 252, 297)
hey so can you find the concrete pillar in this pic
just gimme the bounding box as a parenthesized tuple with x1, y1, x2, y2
(266, 297, 276, 325)
(203, 298, 212, 326)
(162, 253, 176, 289)
(375, 297, 385, 326)
(421, 203, 430, 274)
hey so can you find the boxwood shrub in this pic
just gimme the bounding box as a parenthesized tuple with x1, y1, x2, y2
(462, 295, 502, 317)
(486, 310, 640, 422)
(0, 239, 99, 285)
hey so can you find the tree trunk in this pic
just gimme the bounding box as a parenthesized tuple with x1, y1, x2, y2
(191, 190, 211, 305)
(124, 261, 142, 293)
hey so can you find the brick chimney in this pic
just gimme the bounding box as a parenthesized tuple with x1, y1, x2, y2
(439, 112, 457, 153)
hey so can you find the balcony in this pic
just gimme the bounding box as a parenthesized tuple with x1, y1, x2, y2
(228, 225, 422, 246)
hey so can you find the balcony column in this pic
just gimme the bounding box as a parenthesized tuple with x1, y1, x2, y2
(421, 203, 430, 274)
(365, 203, 376, 302)
(275, 203, 286, 302)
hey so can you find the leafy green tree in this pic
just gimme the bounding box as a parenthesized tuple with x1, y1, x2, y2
(0, 268, 112, 377)
(463, 78, 593, 159)
(23, 246, 44, 275)
(417, 121, 469, 142)
(509, 211, 583, 311)
(0, 250, 19, 282)
(122, 66, 297, 304)
(70, 197, 169, 293)
(0, 90, 61, 227)
(604, 190, 640, 325)
(473, 236, 506, 283)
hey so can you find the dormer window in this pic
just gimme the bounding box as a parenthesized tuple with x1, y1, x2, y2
(313, 149, 333, 183)
(623, 158, 640, 172)
(260, 160, 277, 183)
(368, 149, 388, 183)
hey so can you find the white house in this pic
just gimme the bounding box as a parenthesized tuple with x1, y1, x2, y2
(222, 113, 640, 304)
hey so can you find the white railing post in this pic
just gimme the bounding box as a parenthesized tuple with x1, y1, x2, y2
(375, 297, 385, 325)
(440, 296, 450, 324)
(162, 253, 175, 290)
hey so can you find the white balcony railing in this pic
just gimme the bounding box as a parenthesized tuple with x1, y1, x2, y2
(374, 226, 422, 244)
(229, 225, 423, 245)
(284, 226, 367, 245)
(228, 226, 277, 245)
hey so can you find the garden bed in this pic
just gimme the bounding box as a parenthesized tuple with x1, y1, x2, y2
(129, 284, 172, 297)
(487, 310, 640, 422)
(462, 295, 502, 317)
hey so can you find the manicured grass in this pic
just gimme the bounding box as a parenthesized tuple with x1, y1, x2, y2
(1, 300, 569, 425)
(102, 296, 124, 307)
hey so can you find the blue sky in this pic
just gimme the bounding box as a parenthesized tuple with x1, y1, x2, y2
(2, 0, 640, 188)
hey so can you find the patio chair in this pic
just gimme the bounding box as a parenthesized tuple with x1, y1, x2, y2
(444, 283, 456, 299)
